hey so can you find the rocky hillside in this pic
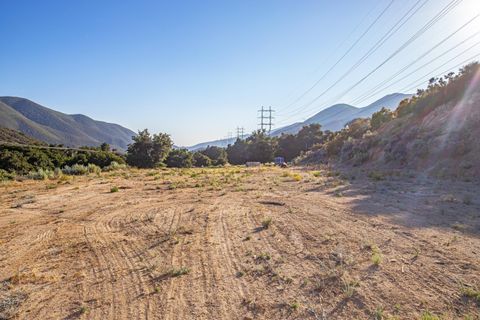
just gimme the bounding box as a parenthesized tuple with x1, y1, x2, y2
(299, 62, 480, 179)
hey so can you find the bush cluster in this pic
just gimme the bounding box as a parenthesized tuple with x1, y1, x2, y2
(0, 144, 126, 178)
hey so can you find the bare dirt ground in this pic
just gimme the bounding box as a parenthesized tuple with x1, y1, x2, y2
(0, 166, 479, 319)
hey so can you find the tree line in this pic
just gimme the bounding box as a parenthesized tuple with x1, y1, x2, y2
(125, 124, 326, 168)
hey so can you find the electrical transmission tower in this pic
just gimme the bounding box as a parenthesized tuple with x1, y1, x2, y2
(236, 127, 245, 140)
(258, 106, 274, 133)
(226, 132, 234, 144)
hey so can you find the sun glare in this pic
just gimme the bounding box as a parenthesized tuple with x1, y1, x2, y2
(461, 0, 480, 16)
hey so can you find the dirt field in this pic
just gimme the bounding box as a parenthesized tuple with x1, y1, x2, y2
(1, 166, 479, 319)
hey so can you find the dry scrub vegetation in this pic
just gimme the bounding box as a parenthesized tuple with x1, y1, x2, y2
(0, 166, 479, 319)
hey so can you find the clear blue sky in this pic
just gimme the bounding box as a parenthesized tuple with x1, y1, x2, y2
(1, 0, 479, 146)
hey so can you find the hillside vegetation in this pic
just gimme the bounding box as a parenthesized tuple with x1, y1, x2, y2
(299, 62, 480, 179)
(0, 97, 135, 151)
(0, 128, 46, 146)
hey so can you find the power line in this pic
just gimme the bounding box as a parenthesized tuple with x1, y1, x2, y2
(278, 0, 465, 125)
(398, 52, 480, 93)
(344, 53, 480, 113)
(276, 0, 396, 115)
(353, 33, 480, 105)
(327, 0, 466, 105)
(277, 0, 428, 119)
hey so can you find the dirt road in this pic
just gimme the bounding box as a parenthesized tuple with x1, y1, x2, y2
(1, 167, 479, 319)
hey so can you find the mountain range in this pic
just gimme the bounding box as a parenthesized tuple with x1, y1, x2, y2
(0, 97, 135, 151)
(187, 93, 411, 150)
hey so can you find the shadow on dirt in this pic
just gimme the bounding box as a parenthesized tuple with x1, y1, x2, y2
(306, 173, 480, 236)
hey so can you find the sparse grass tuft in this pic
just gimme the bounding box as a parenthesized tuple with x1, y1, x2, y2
(256, 252, 271, 261)
(261, 217, 272, 229)
(420, 311, 440, 320)
(373, 307, 384, 320)
(110, 186, 119, 193)
(342, 279, 359, 298)
(311, 171, 322, 177)
(371, 245, 382, 266)
(79, 306, 89, 314)
(168, 266, 190, 277)
(289, 301, 300, 311)
(368, 171, 385, 181)
(291, 173, 302, 181)
(462, 287, 480, 303)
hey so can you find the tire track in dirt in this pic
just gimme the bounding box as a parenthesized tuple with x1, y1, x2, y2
(161, 206, 185, 319)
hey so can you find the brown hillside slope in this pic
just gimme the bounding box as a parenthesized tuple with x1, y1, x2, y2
(368, 90, 480, 178)
(0, 127, 46, 146)
(299, 63, 480, 180)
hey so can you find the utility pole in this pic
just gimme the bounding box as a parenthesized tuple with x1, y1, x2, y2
(258, 106, 274, 133)
(226, 132, 233, 144)
(236, 127, 245, 140)
(258, 106, 265, 131)
(267, 106, 274, 133)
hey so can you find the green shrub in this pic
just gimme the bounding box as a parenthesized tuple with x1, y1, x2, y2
(0, 144, 125, 174)
(192, 152, 212, 167)
(200, 146, 228, 166)
(165, 149, 193, 168)
(27, 168, 54, 180)
(62, 164, 88, 175)
(87, 163, 101, 174)
(371, 107, 394, 130)
(0, 169, 16, 181)
(103, 161, 127, 171)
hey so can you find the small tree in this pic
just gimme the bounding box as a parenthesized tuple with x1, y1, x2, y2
(246, 130, 276, 163)
(345, 118, 370, 139)
(100, 142, 110, 152)
(193, 152, 212, 167)
(165, 149, 193, 168)
(371, 107, 394, 130)
(276, 133, 302, 162)
(297, 124, 323, 151)
(226, 138, 249, 165)
(200, 146, 228, 166)
(126, 129, 173, 168)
